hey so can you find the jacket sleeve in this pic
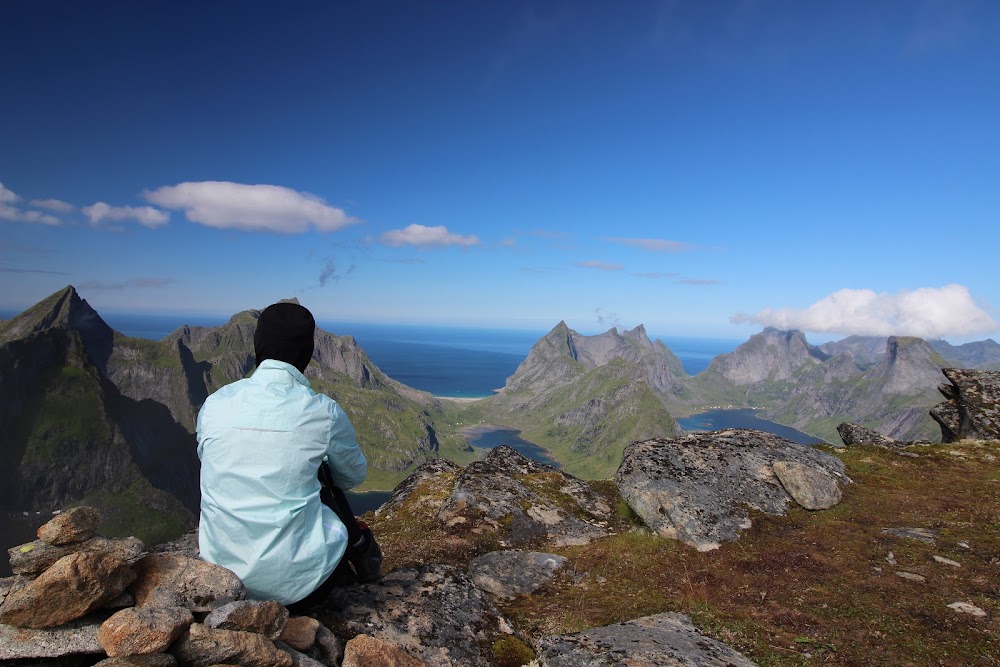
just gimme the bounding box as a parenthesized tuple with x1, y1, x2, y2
(325, 401, 368, 490)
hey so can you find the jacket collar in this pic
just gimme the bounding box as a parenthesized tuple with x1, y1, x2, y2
(253, 359, 311, 387)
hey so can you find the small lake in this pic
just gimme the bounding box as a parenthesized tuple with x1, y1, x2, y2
(461, 426, 562, 468)
(677, 408, 826, 445)
(345, 490, 392, 515)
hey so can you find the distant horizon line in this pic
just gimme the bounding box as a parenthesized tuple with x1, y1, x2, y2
(0, 305, 994, 346)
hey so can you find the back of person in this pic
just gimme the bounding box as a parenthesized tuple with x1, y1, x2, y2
(196, 302, 374, 606)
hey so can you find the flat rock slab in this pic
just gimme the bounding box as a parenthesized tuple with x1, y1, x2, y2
(0, 617, 103, 660)
(469, 550, 567, 600)
(315, 564, 519, 667)
(616, 429, 849, 551)
(882, 527, 938, 544)
(535, 611, 757, 666)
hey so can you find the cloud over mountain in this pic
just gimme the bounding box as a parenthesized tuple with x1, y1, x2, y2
(732, 285, 998, 338)
(380, 224, 479, 248)
(145, 181, 358, 233)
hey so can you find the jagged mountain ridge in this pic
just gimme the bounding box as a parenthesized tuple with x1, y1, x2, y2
(820, 335, 1000, 372)
(492, 322, 959, 448)
(0, 287, 452, 523)
(931, 338, 1000, 371)
(0, 290, 197, 546)
(502, 321, 689, 398)
(475, 322, 689, 477)
(692, 328, 950, 442)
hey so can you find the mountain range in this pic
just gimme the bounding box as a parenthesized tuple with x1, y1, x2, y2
(2, 286, 997, 540)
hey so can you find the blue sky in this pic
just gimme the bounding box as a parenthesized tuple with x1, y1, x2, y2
(1, 0, 998, 340)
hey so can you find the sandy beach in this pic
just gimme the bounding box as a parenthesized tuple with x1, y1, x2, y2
(433, 395, 486, 404)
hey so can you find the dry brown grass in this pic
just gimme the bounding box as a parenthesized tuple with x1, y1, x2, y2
(368, 440, 999, 666)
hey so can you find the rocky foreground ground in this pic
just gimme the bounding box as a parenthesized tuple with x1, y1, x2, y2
(1, 369, 997, 666)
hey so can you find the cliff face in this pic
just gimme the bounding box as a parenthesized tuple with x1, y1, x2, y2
(693, 330, 946, 442)
(0, 290, 198, 544)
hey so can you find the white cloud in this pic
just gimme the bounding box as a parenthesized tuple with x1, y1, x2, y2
(605, 237, 694, 253)
(145, 181, 357, 234)
(30, 198, 75, 213)
(0, 182, 62, 225)
(574, 260, 623, 271)
(379, 224, 480, 248)
(731, 285, 998, 338)
(0, 183, 18, 204)
(82, 202, 169, 228)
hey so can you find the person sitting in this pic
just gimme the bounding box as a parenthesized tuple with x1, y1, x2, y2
(196, 301, 382, 608)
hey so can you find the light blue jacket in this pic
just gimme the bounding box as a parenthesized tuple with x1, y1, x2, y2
(196, 359, 367, 604)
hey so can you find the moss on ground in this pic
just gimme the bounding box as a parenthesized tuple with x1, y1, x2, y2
(372, 439, 999, 666)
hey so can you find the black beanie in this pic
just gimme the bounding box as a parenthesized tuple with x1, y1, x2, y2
(254, 302, 316, 373)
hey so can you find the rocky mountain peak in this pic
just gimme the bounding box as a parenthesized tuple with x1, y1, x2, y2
(0, 285, 108, 339)
(0, 285, 114, 374)
(706, 327, 826, 385)
(866, 336, 948, 396)
(622, 323, 652, 347)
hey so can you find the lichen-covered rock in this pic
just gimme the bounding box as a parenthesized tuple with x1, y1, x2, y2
(0, 616, 103, 660)
(204, 600, 288, 640)
(535, 611, 757, 666)
(131, 553, 245, 612)
(170, 623, 293, 667)
(436, 446, 612, 548)
(8, 539, 76, 577)
(930, 369, 1000, 442)
(616, 429, 849, 551)
(837, 422, 899, 448)
(314, 564, 519, 667)
(772, 460, 842, 510)
(342, 634, 429, 667)
(376, 458, 463, 511)
(36, 507, 103, 546)
(468, 551, 567, 600)
(0, 551, 138, 628)
(98, 606, 194, 657)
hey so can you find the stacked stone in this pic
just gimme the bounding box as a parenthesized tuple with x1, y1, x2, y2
(0, 507, 346, 666)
